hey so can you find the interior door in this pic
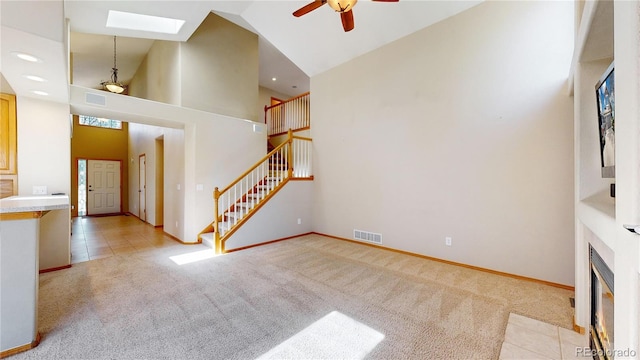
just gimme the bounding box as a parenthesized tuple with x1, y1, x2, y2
(139, 154, 146, 221)
(87, 160, 121, 215)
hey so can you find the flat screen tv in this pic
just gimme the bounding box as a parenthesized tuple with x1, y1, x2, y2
(595, 61, 615, 178)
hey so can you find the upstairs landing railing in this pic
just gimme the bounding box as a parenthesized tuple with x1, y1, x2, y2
(264, 92, 310, 136)
(211, 130, 313, 253)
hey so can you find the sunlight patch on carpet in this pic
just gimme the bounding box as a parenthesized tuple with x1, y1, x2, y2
(257, 311, 385, 359)
(169, 249, 220, 265)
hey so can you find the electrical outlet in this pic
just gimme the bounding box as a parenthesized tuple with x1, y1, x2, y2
(445, 237, 452, 246)
(297, 218, 302, 225)
(175, 221, 178, 228)
(32, 186, 47, 195)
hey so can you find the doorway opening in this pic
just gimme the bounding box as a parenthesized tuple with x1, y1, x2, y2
(155, 136, 164, 226)
(139, 154, 146, 221)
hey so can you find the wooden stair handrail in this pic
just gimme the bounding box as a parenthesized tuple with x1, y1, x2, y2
(215, 132, 292, 198)
(219, 177, 291, 252)
(264, 91, 310, 112)
(209, 130, 313, 254)
(292, 135, 313, 141)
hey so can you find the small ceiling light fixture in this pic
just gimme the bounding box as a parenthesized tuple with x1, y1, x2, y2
(24, 75, 47, 82)
(13, 52, 41, 63)
(327, 0, 358, 12)
(101, 36, 125, 94)
(272, 77, 277, 81)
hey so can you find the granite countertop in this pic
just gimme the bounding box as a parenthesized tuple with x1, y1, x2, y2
(0, 195, 70, 214)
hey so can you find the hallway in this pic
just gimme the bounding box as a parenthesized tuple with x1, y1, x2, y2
(70, 215, 188, 263)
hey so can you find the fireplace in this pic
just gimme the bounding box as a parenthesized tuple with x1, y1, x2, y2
(590, 245, 614, 360)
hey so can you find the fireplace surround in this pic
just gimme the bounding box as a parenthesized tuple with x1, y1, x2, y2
(589, 245, 614, 360)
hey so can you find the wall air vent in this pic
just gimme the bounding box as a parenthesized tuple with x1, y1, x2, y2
(85, 92, 106, 106)
(353, 229, 382, 245)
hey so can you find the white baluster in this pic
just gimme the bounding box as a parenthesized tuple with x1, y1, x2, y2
(297, 98, 301, 129)
(294, 139, 299, 177)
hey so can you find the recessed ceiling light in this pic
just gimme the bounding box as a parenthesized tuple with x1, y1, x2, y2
(31, 90, 49, 96)
(24, 75, 47, 82)
(13, 52, 41, 63)
(272, 77, 277, 81)
(106, 10, 186, 34)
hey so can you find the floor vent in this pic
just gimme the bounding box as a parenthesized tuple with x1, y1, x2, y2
(353, 229, 382, 245)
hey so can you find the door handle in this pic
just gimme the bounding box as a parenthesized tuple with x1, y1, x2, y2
(88, 189, 94, 191)
(623, 224, 640, 234)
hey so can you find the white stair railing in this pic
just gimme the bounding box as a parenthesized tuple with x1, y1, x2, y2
(212, 130, 313, 253)
(264, 92, 310, 136)
(292, 136, 313, 178)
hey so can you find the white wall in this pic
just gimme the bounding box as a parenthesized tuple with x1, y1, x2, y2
(311, 1, 575, 285)
(190, 115, 267, 242)
(225, 180, 313, 250)
(16, 96, 70, 196)
(128, 123, 184, 236)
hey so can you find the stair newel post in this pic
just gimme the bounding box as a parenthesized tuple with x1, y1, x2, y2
(263, 105, 268, 125)
(213, 187, 222, 254)
(287, 129, 293, 178)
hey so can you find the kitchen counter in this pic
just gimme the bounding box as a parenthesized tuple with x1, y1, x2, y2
(0, 195, 70, 214)
(0, 195, 70, 356)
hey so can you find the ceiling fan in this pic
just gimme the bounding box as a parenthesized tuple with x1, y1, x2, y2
(293, 0, 399, 32)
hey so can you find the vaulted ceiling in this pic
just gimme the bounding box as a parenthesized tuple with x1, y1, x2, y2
(1, 0, 482, 103)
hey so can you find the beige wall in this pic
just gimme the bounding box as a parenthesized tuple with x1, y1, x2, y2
(181, 13, 259, 121)
(128, 40, 181, 105)
(128, 13, 259, 122)
(1, 73, 14, 94)
(311, 0, 575, 285)
(70, 115, 129, 217)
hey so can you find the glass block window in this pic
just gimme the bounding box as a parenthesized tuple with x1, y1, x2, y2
(79, 115, 122, 130)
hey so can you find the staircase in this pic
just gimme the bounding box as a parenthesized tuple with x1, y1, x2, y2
(199, 129, 313, 253)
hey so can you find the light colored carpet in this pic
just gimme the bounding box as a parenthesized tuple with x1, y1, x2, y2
(10, 234, 573, 359)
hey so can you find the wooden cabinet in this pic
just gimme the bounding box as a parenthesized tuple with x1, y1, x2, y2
(0, 93, 17, 198)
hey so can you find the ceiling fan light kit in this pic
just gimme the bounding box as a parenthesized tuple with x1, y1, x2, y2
(293, 0, 398, 32)
(327, 0, 357, 12)
(101, 36, 126, 94)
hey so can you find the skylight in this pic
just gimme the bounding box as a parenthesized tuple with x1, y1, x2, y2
(106, 10, 185, 35)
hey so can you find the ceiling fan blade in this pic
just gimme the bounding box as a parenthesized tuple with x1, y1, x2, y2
(372, 0, 399, 2)
(341, 10, 355, 32)
(293, 0, 326, 17)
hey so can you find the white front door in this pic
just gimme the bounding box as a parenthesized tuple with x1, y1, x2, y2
(139, 154, 146, 221)
(87, 160, 121, 215)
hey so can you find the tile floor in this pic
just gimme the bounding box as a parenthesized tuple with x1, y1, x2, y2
(70, 215, 182, 263)
(500, 313, 589, 360)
